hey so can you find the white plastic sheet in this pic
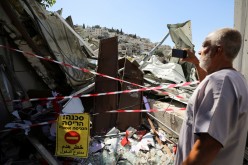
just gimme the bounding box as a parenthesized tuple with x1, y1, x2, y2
(142, 55, 186, 83)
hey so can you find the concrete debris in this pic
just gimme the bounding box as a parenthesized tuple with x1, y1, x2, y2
(89, 140, 105, 153)
(78, 126, 176, 165)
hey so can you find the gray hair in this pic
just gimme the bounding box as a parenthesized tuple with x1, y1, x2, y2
(212, 28, 242, 60)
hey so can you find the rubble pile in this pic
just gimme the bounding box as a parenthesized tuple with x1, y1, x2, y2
(0, 104, 179, 164)
(79, 126, 177, 165)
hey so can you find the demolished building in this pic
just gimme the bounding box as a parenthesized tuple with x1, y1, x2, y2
(0, 0, 197, 164)
(1, 0, 247, 164)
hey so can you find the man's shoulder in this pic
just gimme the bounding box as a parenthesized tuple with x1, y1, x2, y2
(209, 69, 240, 80)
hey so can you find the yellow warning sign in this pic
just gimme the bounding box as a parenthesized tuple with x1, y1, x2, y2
(56, 113, 90, 158)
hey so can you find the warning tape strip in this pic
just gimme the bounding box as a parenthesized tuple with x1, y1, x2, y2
(0, 106, 186, 133)
(0, 45, 199, 102)
(106, 108, 186, 113)
(12, 81, 198, 102)
(0, 45, 142, 86)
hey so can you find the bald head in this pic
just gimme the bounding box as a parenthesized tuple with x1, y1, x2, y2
(207, 28, 242, 60)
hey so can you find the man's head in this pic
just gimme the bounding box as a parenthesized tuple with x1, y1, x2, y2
(198, 28, 242, 73)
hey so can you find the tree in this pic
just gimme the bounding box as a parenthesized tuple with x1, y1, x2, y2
(37, 0, 56, 8)
(109, 27, 115, 32)
(93, 25, 101, 28)
(82, 24, 85, 29)
(154, 50, 164, 57)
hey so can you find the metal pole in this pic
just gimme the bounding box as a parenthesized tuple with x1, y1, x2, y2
(139, 32, 170, 69)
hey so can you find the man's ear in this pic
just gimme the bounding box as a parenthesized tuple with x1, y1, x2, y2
(211, 46, 222, 58)
(217, 46, 223, 53)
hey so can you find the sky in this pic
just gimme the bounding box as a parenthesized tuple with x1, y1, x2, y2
(48, 0, 234, 52)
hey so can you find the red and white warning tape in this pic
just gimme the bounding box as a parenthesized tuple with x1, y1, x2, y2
(0, 106, 186, 133)
(12, 81, 198, 102)
(0, 46, 192, 133)
(0, 45, 141, 86)
(106, 107, 186, 113)
(0, 45, 199, 102)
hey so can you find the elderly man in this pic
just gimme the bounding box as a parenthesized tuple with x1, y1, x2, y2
(174, 28, 248, 165)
